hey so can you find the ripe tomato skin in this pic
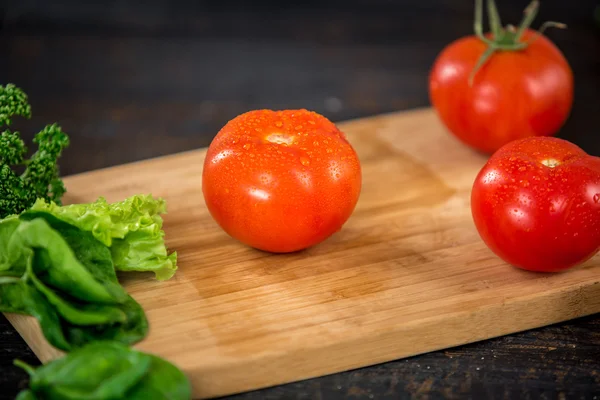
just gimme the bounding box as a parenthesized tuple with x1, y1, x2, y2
(471, 136, 600, 272)
(202, 109, 362, 253)
(429, 29, 574, 154)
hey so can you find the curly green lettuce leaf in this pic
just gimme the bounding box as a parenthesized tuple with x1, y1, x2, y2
(30, 194, 178, 280)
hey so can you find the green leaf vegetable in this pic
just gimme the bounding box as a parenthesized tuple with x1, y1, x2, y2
(0, 84, 70, 219)
(0, 212, 148, 351)
(0, 84, 189, 399)
(14, 341, 192, 400)
(30, 194, 178, 280)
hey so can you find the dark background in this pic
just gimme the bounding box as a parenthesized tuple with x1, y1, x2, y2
(1, 0, 599, 399)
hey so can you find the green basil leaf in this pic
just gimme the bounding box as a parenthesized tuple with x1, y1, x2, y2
(28, 267, 127, 326)
(26, 342, 151, 400)
(1, 277, 147, 352)
(11, 215, 123, 305)
(1, 213, 148, 351)
(15, 390, 38, 400)
(20, 211, 127, 303)
(126, 354, 192, 400)
(14, 342, 191, 400)
(62, 294, 148, 349)
(0, 276, 29, 314)
(0, 279, 71, 351)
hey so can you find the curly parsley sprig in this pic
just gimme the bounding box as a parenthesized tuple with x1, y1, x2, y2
(0, 84, 70, 218)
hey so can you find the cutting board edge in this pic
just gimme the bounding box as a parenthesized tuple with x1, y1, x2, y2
(58, 106, 436, 181)
(4, 276, 599, 398)
(61, 146, 207, 181)
(179, 277, 600, 398)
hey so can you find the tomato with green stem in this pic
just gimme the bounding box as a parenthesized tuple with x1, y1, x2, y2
(429, 0, 574, 154)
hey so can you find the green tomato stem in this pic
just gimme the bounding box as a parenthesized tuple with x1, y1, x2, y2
(474, 0, 492, 44)
(486, 0, 503, 39)
(13, 359, 36, 376)
(515, 0, 540, 41)
(468, 46, 496, 86)
(468, 0, 567, 87)
(525, 21, 567, 45)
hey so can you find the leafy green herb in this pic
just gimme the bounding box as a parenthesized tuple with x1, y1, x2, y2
(0, 279, 72, 351)
(0, 213, 148, 351)
(30, 194, 178, 280)
(7, 215, 126, 304)
(1, 85, 188, 400)
(14, 341, 192, 400)
(0, 84, 70, 219)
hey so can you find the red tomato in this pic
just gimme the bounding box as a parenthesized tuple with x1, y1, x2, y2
(471, 136, 600, 272)
(429, 28, 574, 154)
(202, 109, 362, 253)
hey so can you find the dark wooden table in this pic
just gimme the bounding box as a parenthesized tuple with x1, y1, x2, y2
(1, 0, 599, 398)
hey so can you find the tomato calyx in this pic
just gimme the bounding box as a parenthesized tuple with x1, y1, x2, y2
(468, 0, 566, 86)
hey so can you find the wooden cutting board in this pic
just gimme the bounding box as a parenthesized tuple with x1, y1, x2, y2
(5, 108, 600, 399)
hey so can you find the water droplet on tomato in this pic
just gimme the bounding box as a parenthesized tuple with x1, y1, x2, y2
(295, 125, 303, 130)
(300, 157, 310, 166)
(313, 141, 320, 146)
(243, 143, 251, 150)
(326, 148, 333, 154)
(573, 232, 579, 237)
(518, 166, 526, 172)
(259, 173, 272, 185)
(275, 121, 283, 128)
(594, 193, 600, 203)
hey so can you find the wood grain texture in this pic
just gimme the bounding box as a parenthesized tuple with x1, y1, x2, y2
(4, 108, 600, 399)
